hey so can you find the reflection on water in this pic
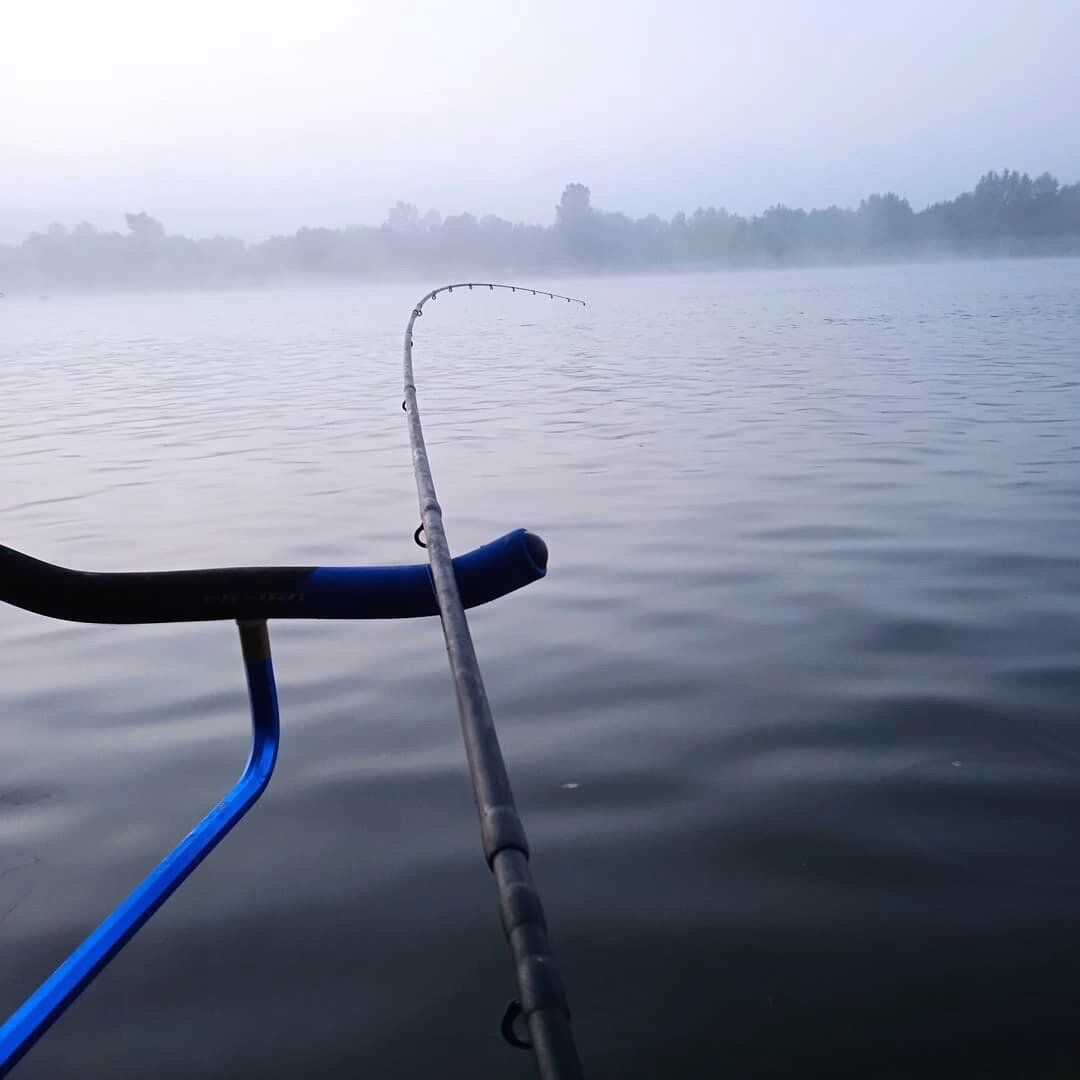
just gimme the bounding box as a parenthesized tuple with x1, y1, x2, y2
(2, 260, 1080, 1077)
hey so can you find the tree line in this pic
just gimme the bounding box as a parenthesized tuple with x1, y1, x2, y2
(3, 169, 1079, 289)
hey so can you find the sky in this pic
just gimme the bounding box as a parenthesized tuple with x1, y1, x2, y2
(2, 0, 1079, 243)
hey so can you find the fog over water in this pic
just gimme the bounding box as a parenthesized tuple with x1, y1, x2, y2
(3, 0, 1079, 243)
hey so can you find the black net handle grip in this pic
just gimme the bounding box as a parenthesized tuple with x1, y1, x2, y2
(0, 529, 548, 624)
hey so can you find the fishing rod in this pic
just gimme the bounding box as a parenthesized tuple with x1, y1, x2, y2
(403, 282, 587, 1080)
(0, 281, 585, 1077)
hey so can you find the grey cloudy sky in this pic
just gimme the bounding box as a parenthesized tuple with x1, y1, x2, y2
(2, 0, 1078, 242)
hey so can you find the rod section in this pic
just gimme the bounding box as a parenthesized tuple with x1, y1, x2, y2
(402, 283, 586, 1080)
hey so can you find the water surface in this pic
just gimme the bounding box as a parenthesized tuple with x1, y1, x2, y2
(2, 260, 1080, 1077)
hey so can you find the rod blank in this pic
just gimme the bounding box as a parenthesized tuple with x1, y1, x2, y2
(403, 283, 586, 1080)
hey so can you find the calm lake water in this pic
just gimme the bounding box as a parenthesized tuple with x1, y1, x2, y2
(2, 260, 1080, 1078)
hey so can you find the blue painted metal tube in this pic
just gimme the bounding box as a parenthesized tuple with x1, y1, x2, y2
(0, 621, 280, 1077)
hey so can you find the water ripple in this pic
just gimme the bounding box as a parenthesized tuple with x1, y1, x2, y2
(2, 263, 1080, 1077)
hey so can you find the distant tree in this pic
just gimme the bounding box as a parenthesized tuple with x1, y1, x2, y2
(753, 205, 806, 257)
(386, 201, 421, 234)
(1032, 172, 1059, 202)
(858, 193, 915, 247)
(554, 183, 604, 265)
(124, 212, 166, 243)
(555, 183, 592, 226)
(4, 168, 1080, 289)
(293, 227, 340, 272)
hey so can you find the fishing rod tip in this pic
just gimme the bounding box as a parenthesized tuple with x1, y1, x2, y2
(522, 531, 549, 573)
